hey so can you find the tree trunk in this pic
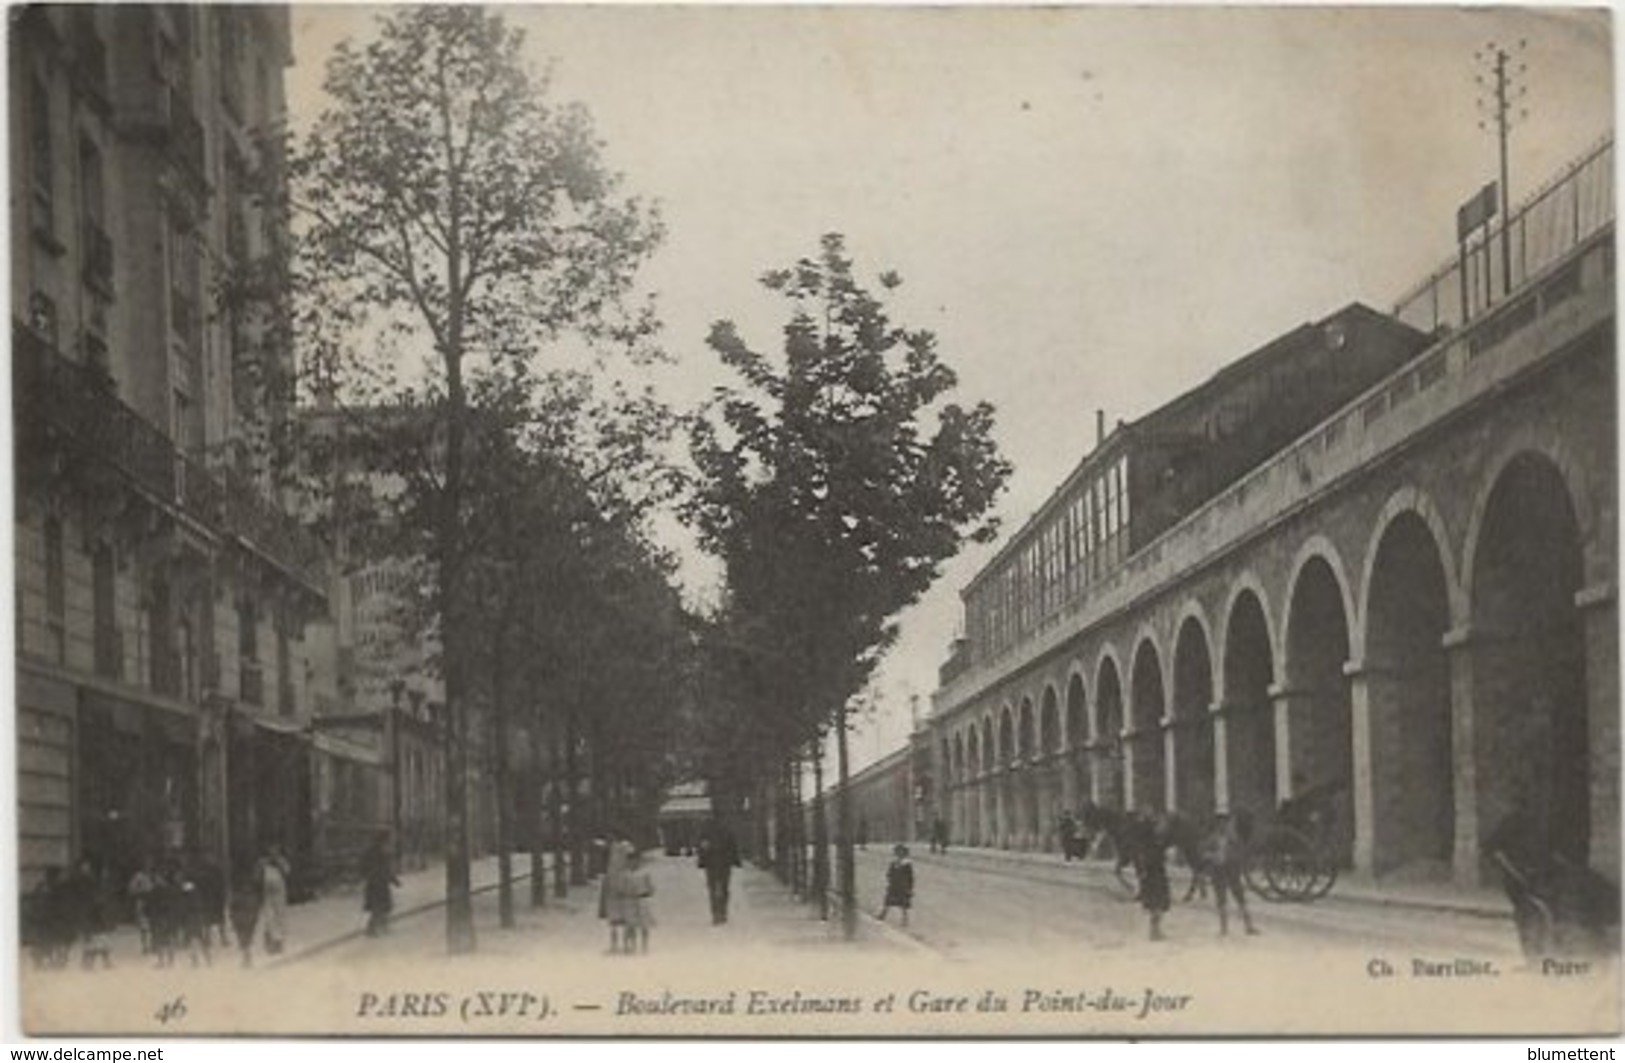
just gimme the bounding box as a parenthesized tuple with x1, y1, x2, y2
(812, 737, 829, 920)
(836, 704, 856, 940)
(529, 717, 547, 909)
(492, 648, 514, 930)
(566, 706, 587, 886)
(549, 716, 568, 900)
(774, 760, 791, 883)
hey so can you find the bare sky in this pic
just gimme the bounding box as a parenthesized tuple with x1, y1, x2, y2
(288, 4, 1613, 772)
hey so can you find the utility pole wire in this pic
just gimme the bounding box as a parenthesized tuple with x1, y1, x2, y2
(1475, 39, 1530, 296)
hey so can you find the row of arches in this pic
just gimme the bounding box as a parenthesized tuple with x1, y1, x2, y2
(934, 449, 1604, 883)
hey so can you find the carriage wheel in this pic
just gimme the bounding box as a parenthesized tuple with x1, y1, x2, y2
(1309, 859, 1339, 900)
(1243, 860, 1279, 901)
(1263, 827, 1319, 902)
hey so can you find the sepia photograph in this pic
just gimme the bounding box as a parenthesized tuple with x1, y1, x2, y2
(7, 1, 1619, 1039)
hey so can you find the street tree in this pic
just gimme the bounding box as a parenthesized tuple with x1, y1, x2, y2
(686, 234, 1011, 935)
(286, 6, 662, 952)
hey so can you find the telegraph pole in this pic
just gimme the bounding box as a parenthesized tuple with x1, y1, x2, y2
(1475, 40, 1528, 296)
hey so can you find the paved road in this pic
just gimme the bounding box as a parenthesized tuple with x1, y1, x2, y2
(842, 846, 1525, 966)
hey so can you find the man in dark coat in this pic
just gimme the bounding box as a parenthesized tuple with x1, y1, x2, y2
(362, 833, 400, 937)
(696, 820, 740, 925)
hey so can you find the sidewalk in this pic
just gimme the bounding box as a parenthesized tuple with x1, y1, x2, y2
(902, 842, 1511, 920)
(276, 849, 924, 967)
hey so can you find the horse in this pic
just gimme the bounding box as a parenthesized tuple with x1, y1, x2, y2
(1077, 802, 1213, 902)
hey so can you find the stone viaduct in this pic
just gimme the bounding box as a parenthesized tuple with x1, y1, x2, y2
(926, 223, 1616, 887)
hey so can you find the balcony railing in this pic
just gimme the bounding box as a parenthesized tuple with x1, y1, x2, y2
(122, 84, 207, 184)
(14, 321, 330, 591)
(223, 467, 328, 587)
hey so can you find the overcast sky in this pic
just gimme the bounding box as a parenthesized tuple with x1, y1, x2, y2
(289, 4, 1612, 773)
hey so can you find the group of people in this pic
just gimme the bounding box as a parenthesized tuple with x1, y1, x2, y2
(598, 835, 656, 954)
(1059, 803, 1259, 942)
(24, 846, 294, 972)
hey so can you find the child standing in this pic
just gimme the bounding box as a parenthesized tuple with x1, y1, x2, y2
(620, 850, 655, 954)
(875, 844, 915, 927)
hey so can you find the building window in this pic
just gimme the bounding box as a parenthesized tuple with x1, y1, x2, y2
(167, 220, 198, 349)
(1118, 457, 1130, 532)
(176, 618, 195, 702)
(29, 79, 54, 237)
(92, 544, 119, 678)
(276, 624, 294, 717)
(44, 518, 66, 665)
(148, 578, 175, 695)
(238, 597, 261, 705)
(79, 137, 113, 295)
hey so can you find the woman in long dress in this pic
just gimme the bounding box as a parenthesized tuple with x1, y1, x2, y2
(258, 847, 289, 956)
(598, 835, 634, 953)
(619, 850, 655, 954)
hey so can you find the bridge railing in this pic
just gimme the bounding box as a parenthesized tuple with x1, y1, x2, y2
(1393, 138, 1613, 333)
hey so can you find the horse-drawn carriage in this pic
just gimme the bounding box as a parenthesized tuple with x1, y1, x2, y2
(1075, 783, 1344, 905)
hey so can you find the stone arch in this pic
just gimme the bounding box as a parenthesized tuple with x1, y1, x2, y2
(1465, 450, 1591, 870)
(1281, 549, 1356, 867)
(1128, 635, 1168, 812)
(1461, 426, 1603, 594)
(1171, 612, 1217, 814)
(1094, 652, 1127, 809)
(1091, 642, 1125, 740)
(1039, 686, 1062, 755)
(1063, 664, 1090, 747)
(1357, 484, 1464, 644)
(1361, 500, 1456, 877)
(1018, 697, 1036, 760)
(1064, 669, 1091, 812)
(1280, 535, 1358, 669)
(1219, 571, 1277, 677)
(1222, 583, 1276, 819)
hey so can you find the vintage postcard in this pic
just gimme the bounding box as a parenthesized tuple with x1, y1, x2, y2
(9, 2, 1619, 1038)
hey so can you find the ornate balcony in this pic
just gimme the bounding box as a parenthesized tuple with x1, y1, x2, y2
(14, 321, 330, 593)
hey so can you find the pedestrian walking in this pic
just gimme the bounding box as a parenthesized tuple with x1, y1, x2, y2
(874, 844, 915, 927)
(228, 859, 263, 968)
(192, 852, 228, 948)
(1202, 810, 1258, 937)
(177, 867, 213, 967)
(79, 862, 115, 970)
(127, 859, 156, 955)
(258, 847, 290, 957)
(931, 816, 949, 854)
(1137, 812, 1172, 941)
(619, 849, 656, 954)
(25, 868, 70, 969)
(599, 833, 634, 953)
(362, 833, 400, 937)
(696, 820, 740, 925)
(147, 864, 181, 968)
